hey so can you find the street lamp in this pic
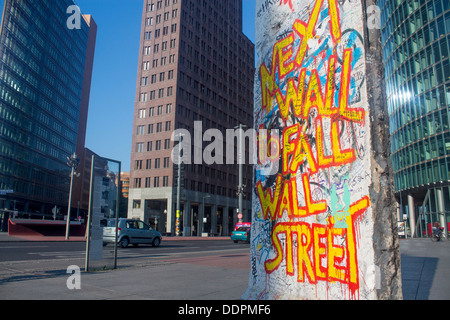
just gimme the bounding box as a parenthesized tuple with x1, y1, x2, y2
(65, 152, 79, 240)
(234, 123, 247, 222)
(175, 133, 184, 236)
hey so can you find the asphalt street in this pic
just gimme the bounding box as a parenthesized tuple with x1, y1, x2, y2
(0, 234, 449, 300)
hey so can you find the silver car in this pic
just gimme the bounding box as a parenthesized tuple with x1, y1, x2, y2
(103, 218, 162, 248)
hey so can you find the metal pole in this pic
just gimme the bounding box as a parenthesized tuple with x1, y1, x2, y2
(175, 134, 183, 236)
(65, 165, 75, 240)
(238, 124, 244, 222)
(84, 155, 95, 272)
(113, 162, 121, 269)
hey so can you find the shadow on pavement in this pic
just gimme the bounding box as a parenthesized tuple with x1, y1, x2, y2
(401, 254, 438, 300)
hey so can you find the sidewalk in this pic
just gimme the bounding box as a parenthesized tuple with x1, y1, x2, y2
(0, 233, 449, 300)
(400, 238, 450, 300)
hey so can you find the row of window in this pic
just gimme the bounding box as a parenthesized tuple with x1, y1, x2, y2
(135, 157, 171, 170)
(146, 0, 177, 12)
(392, 130, 450, 170)
(391, 106, 449, 154)
(137, 121, 172, 135)
(139, 86, 173, 102)
(137, 104, 173, 118)
(136, 138, 171, 153)
(394, 156, 450, 191)
(133, 175, 250, 199)
(141, 70, 175, 86)
(134, 176, 170, 188)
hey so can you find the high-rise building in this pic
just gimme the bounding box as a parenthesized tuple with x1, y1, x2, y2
(380, 0, 450, 237)
(0, 0, 96, 216)
(129, 0, 254, 236)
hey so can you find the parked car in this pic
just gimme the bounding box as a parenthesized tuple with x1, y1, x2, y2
(231, 226, 250, 243)
(103, 218, 162, 248)
(234, 222, 251, 231)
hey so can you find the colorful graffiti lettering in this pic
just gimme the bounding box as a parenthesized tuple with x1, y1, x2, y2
(251, 0, 372, 300)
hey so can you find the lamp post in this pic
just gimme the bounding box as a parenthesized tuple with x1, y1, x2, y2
(175, 134, 183, 236)
(65, 152, 79, 240)
(234, 123, 247, 223)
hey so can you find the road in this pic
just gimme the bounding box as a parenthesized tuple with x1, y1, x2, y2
(0, 239, 249, 262)
(0, 239, 251, 284)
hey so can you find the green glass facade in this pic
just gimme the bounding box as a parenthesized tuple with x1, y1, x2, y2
(380, 0, 450, 237)
(0, 0, 92, 215)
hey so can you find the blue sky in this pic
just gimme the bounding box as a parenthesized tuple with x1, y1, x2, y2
(73, 0, 256, 171)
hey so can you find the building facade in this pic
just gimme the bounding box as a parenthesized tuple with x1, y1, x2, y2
(129, 0, 254, 236)
(0, 0, 96, 217)
(380, 0, 450, 237)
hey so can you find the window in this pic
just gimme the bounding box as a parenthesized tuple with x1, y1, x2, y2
(136, 142, 144, 152)
(155, 140, 162, 150)
(155, 158, 161, 168)
(134, 178, 141, 188)
(135, 160, 143, 170)
(163, 157, 170, 168)
(146, 159, 152, 169)
(164, 139, 171, 149)
(145, 177, 152, 188)
(163, 176, 169, 187)
(154, 177, 160, 188)
(165, 121, 171, 131)
(138, 109, 146, 118)
(137, 125, 145, 135)
(145, 31, 152, 40)
(133, 200, 141, 208)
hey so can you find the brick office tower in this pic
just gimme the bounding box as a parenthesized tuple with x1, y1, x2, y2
(129, 0, 254, 236)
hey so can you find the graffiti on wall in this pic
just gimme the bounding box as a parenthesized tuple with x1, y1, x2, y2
(245, 0, 375, 300)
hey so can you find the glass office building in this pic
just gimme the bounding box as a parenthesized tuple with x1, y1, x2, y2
(0, 0, 96, 217)
(380, 0, 450, 237)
